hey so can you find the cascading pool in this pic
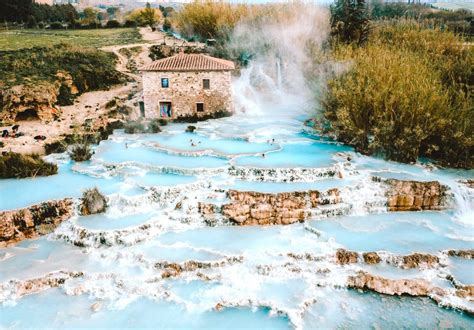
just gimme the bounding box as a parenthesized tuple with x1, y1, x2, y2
(1, 67, 473, 329)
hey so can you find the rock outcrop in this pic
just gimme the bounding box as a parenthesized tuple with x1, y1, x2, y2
(336, 249, 359, 265)
(219, 189, 340, 225)
(0, 199, 74, 246)
(335, 250, 440, 269)
(384, 179, 448, 211)
(347, 271, 443, 297)
(0, 71, 81, 124)
(155, 257, 243, 279)
(447, 249, 474, 259)
(402, 253, 439, 269)
(0, 82, 61, 124)
(347, 271, 474, 315)
(363, 252, 381, 264)
(0, 271, 83, 302)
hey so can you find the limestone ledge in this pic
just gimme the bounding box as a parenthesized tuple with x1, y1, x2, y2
(0, 199, 74, 247)
(201, 188, 341, 226)
(348, 271, 474, 315)
(382, 178, 449, 211)
(200, 179, 450, 226)
(335, 249, 441, 269)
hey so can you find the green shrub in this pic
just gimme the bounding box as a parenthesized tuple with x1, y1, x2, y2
(0, 152, 58, 178)
(124, 20, 137, 28)
(322, 22, 473, 168)
(163, 18, 172, 32)
(44, 140, 68, 154)
(105, 20, 121, 28)
(330, 0, 370, 45)
(147, 119, 162, 133)
(124, 121, 146, 134)
(69, 143, 93, 162)
(49, 22, 64, 30)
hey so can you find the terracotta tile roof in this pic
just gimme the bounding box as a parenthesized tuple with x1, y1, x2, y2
(140, 53, 235, 72)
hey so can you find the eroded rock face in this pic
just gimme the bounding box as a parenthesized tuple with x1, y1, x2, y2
(447, 249, 474, 259)
(363, 252, 381, 264)
(0, 72, 79, 124)
(0, 271, 83, 301)
(384, 179, 448, 211)
(455, 285, 474, 299)
(0, 199, 73, 246)
(0, 82, 60, 124)
(336, 249, 359, 265)
(155, 257, 243, 279)
(219, 189, 340, 226)
(347, 271, 442, 297)
(402, 253, 439, 269)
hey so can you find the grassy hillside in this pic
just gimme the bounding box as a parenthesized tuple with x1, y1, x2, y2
(0, 28, 142, 51)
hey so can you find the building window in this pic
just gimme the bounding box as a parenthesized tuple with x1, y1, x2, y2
(203, 79, 210, 89)
(196, 103, 204, 112)
(161, 78, 169, 88)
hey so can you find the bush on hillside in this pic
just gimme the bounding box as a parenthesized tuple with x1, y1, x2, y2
(105, 20, 121, 28)
(147, 119, 162, 133)
(322, 22, 473, 168)
(173, 0, 250, 41)
(124, 20, 137, 28)
(49, 21, 64, 29)
(124, 120, 164, 134)
(330, 0, 370, 45)
(0, 152, 58, 178)
(69, 143, 93, 162)
(124, 120, 146, 134)
(0, 44, 123, 94)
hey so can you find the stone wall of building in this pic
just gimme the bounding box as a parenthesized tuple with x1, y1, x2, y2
(142, 70, 233, 120)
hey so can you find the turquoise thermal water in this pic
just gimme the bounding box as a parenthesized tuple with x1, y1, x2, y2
(1, 72, 473, 329)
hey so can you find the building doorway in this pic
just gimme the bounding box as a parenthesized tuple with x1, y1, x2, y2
(139, 101, 145, 117)
(159, 102, 172, 118)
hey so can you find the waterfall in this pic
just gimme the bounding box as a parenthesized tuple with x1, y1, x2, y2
(276, 57, 283, 91)
(450, 181, 474, 226)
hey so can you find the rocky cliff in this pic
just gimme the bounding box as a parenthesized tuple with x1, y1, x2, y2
(219, 189, 340, 225)
(0, 199, 73, 246)
(384, 179, 448, 211)
(0, 72, 79, 124)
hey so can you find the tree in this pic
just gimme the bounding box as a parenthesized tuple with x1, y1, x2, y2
(106, 7, 119, 19)
(82, 7, 99, 25)
(126, 3, 161, 28)
(159, 5, 175, 18)
(330, 0, 369, 45)
(27, 15, 37, 28)
(141, 2, 160, 28)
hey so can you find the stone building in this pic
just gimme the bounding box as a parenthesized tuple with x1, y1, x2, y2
(140, 53, 235, 120)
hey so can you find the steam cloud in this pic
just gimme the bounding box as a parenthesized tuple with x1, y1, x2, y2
(229, 3, 330, 117)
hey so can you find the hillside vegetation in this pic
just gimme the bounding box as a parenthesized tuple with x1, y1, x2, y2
(323, 12, 473, 168)
(0, 44, 124, 123)
(0, 28, 142, 51)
